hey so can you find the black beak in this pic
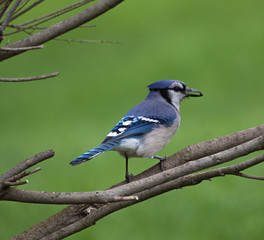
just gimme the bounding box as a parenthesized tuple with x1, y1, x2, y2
(185, 87, 203, 97)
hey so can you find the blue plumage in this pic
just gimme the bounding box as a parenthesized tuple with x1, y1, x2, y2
(70, 139, 121, 165)
(70, 79, 203, 182)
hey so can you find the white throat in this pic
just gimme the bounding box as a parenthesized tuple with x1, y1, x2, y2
(167, 89, 184, 111)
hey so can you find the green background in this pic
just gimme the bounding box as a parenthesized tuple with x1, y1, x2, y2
(1, 0, 264, 239)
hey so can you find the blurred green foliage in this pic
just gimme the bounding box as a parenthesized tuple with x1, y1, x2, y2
(1, 0, 264, 239)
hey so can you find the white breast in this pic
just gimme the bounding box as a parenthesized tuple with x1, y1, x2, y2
(136, 118, 180, 158)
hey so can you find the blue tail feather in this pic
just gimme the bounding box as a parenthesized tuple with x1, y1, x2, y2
(70, 139, 120, 166)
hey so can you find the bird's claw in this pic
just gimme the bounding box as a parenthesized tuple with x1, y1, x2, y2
(125, 173, 133, 183)
(160, 159, 164, 171)
(152, 155, 167, 171)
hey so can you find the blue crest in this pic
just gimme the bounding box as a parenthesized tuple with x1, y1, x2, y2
(147, 80, 184, 90)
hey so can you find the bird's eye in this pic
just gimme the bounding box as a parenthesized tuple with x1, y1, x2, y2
(173, 87, 181, 91)
(173, 84, 186, 92)
(172, 86, 184, 92)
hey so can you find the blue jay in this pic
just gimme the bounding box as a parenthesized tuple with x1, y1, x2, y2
(70, 80, 203, 182)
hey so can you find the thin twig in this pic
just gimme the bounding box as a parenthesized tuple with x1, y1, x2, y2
(1, 0, 22, 32)
(4, 180, 28, 186)
(234, 172, 264, 180)
(12, 0, 30, 16)
(5, 25, 98, 38)
(0, 0, 12, 22)
(55, 38, 121, 44)
(7, 24, 95, 30)
(0, 44, 43, 51)
(79, 24, 96, 28)
(18, 0, 94, 27)
(2, 0, 28, 16)
(4, 23, 38, 36)
(3, 23, 28, 36)
(10, 0, 44, 21)
(5, 167, 41, 183)
(0, 71, 60, 82)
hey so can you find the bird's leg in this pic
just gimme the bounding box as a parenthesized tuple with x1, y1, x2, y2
(152, 155, 167, 171)
(125, 155, 133, 183)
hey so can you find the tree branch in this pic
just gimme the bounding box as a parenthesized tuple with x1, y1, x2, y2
(2, 127, 263, 205)
(0, 44, 43, 51)
(112, 124, 264, 186)
(0, 71, 60, 82)
(234, 172, 264, 180)
(1, 188, 139, 204)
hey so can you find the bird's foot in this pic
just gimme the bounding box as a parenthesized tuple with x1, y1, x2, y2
(125, 173, 133, 183)
(152, 155, 167, 171)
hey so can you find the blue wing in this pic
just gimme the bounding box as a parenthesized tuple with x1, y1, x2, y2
(102, 116, 174, 143)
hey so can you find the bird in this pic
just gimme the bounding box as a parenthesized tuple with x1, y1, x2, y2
(70, 80, 203, 183)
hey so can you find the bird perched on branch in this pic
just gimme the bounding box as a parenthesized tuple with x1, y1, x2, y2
(70, 80, 203, 182)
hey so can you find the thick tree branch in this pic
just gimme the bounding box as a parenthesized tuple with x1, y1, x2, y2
(5, 134, 263, 205)
(1, 188, 139, 204)
(113, 124, 264, 186)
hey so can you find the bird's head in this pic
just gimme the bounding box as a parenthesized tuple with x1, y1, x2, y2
(147, 80, 203, 109)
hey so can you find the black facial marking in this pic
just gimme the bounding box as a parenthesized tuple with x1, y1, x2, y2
(159, 89, 172, 105)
